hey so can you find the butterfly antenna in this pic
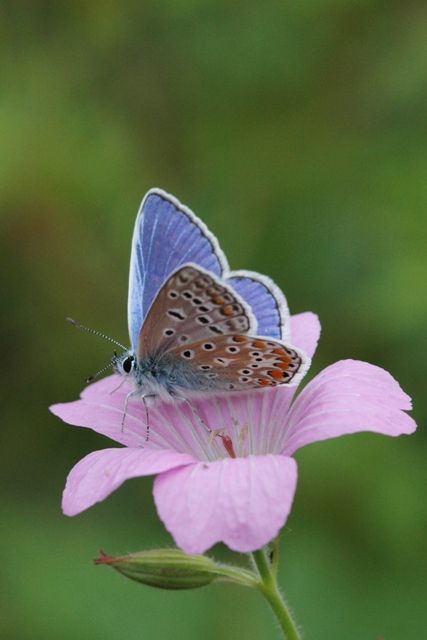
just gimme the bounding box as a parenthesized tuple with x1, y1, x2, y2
(66, 317, 127, 351)
(85, 363, 113, 384)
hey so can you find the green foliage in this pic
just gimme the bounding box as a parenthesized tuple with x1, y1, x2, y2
(1, 2, 426, 638)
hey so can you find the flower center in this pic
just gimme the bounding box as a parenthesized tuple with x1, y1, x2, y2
(127, 390, 287, 461)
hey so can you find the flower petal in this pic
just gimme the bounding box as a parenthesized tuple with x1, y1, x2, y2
(283, 359, 416, 455)
(62, 447, 195, 516)
(50, 374, 293, 459)
(289, 312, 321, 359)
(153, 454, 297, 554)
(50, 375, 150, 448)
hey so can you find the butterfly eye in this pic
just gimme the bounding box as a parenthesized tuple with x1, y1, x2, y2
(122, 355, 135, 374)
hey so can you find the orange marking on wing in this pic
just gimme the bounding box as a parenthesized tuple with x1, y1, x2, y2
(211, 295, 225, 305)
(267, 369, 284, 381)
(257, 378, 271, 387)
(274, 360, 291, 370)
(232, 335, 248, 343)
(222, 304, 234, 316)
(252, 339, 267, 349)
(272, 347, 286, 356)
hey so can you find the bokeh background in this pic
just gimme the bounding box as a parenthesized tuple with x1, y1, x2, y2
(2, 3, 426, 639)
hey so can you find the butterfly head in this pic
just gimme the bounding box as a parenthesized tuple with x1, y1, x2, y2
(111, 349, 181, 402)
(112, 350, 137, 378)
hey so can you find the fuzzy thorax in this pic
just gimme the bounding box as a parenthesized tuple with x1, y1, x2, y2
(112, 349, 227, 403)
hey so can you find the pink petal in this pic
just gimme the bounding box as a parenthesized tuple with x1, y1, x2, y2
(283, 359, 416, 455)
(289, 312, 321, 359)
(62, 447, 195, 516)
(50, 374, 293, 459)
(50, 375, 149, 448)
(153, 454, 297, 554)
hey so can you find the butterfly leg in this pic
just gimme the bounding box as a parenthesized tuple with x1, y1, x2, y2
(121, 391, 132, 432)
(109, 378, 126, 395)
(142, 394, 157, 441)
(121, 389, 140, 432)
(180, 397, 212, 435)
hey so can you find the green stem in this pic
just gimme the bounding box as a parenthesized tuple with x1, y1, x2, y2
(213, 563, 260, 589)
(270, 534, 280, 579)
(251, 548, 301, 640)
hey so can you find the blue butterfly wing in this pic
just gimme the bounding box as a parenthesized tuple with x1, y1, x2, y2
(128, 189, 228, 349)
(225, 270, 290, 341)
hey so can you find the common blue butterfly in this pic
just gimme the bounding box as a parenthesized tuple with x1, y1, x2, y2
(112, 189, 309, 409)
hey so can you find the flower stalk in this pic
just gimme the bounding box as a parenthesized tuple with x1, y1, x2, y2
(251, 547, 301, 640)
(270, 534, 280, 579)
(95, 544, 300, 638)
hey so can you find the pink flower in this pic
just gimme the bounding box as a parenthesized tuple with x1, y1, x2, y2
(50, 312, 416, 554)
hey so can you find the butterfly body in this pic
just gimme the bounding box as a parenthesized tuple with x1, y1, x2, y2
(113, 346, 230, 403)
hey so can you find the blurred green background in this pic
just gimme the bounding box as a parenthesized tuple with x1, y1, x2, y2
(1, 3, 426, 639)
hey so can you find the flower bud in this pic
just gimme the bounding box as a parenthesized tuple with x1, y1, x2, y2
(94, 549, 218, 590)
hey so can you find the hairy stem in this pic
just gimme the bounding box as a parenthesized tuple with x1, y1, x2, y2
(251, 548, 301, 640)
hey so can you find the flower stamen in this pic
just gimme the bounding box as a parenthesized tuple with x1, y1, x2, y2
(218, 433, 236, 458)
(209, 428, 237, 458)
(238, 424, 249, 456)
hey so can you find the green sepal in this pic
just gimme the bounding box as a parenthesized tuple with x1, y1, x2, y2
(95, 549, 219, 590)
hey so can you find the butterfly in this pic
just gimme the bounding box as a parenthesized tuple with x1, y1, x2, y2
(111, 189, 309, 412)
